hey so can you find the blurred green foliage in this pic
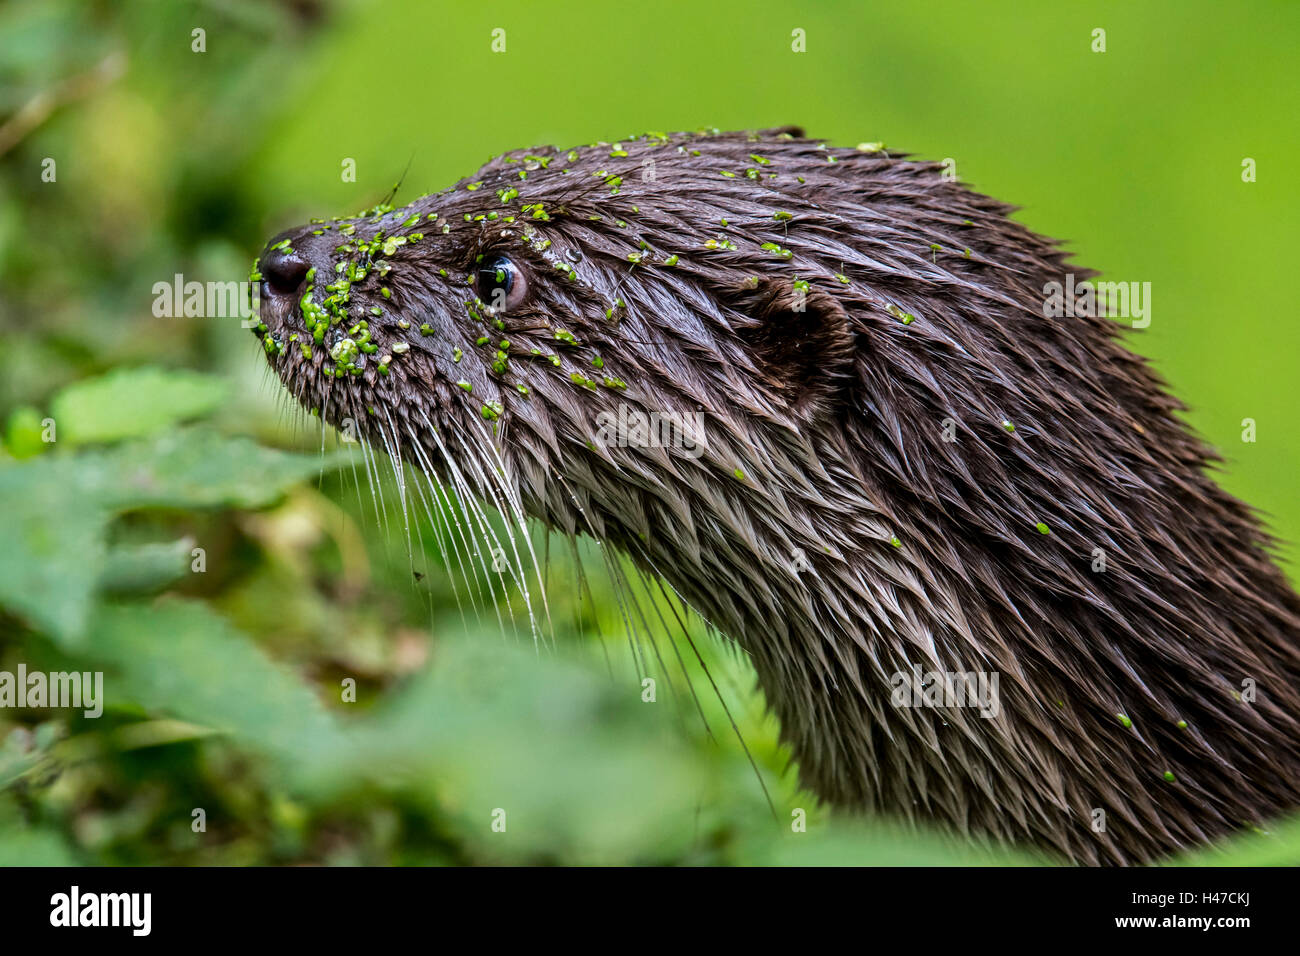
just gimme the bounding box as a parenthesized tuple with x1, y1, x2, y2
(0, 0, 1297, 865)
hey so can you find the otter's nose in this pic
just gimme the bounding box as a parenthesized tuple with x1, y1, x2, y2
(260, 247, 309, 299)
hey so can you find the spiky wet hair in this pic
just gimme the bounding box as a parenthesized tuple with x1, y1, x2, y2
(255, 127, 1300, 864)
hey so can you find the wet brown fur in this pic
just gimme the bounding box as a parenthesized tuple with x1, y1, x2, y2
(255, 127, 1300, 865)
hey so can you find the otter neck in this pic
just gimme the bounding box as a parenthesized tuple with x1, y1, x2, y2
(600, 426, 1025, 820)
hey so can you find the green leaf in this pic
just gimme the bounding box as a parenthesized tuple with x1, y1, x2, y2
(78, 602, 718, 864)
(87, 428, 344, 512)
(0, 459, 105, 641)
(0, 825, 78, 866)
(0, 428, 341, 644)
(98, 538, 195, 595)
(86, 599, 337, 762)
(3, 404, 47, 459)
(297, 637, 713, 864)
(0, 784, 78, 865)
(50, 366, 228, 446)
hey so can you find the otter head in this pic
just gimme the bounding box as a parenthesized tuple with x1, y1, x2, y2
(252, 128, 880, 575)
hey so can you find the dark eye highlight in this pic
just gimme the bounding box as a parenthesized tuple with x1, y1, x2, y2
(477, 255, 526, 312)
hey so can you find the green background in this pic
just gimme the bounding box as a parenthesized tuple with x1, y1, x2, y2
(0, 0, 1297, 865)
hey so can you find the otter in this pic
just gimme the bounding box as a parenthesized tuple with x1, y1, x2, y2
(251, 127, 1300, 865)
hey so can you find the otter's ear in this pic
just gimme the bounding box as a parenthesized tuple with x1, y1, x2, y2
(729, 277, 856, 421)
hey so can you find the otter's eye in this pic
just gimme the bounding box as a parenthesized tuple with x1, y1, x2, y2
(477, 255, 526, 312)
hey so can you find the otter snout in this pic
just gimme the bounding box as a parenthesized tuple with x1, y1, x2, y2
(254, 228, 343, 343)
(260, 245, 309, 298)
(256, 228, 316, 313)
